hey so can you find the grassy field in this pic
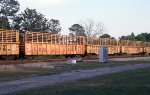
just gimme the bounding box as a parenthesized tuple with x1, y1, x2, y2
(0, 58, 150, 82)
(7, 66, 150, 95)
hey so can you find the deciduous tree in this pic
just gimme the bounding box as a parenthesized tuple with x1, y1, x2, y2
(83, 19, 105, 38)
(100, 33, 111, 38)
(20, 8, 49, 32)
(69, 24, 86, 36)
(0, 0, 20, 29)
(48, 19, 61, 34)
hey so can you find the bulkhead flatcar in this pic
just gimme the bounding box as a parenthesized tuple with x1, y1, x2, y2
(143, 42, 150, 54)
(86, 37, 120, 55)
(0, 29, 19, 59)
(19, 31, 85, 58)
(0, 28, 150, 60)
(119, 40, 144, 54)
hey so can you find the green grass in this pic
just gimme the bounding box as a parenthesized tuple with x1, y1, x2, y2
(0, 71, 35, 81)
(8, 67, 150, 95)
(0, 59, 150, 82)
(136, 58, 150, 62)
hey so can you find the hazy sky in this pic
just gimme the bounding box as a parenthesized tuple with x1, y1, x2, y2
(17, 0, 150, 38)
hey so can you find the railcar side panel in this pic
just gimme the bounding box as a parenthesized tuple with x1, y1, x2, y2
(108, 46, 120, 54)
(0, 29, 19, 56)
(21, 32, 85, 56)
(145, 47, 150, 54)
(0, 43, 19, 55)
(144, 42, 150, 54)
(86, 45, 99, 54)
(24, 43, 85, 55)
(86, 38, 120, 55)
(120, 40, 144, 54)
(121, 46, 143, 54)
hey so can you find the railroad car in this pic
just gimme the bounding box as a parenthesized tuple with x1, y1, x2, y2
(143, 42, 150, 54)
(0, 29, 150, 60)
(86, 37, 120, 55)
(0, 29, 19, 59)
(20, 31, 85, 58)
(119, 40, 144, 54)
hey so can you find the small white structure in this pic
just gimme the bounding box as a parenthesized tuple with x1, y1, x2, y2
(67, 59, 77, 64)
(98, 46, 108, 63)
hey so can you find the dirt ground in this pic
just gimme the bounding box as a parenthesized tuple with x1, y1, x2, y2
(0, 56, 150, 72)
(0, 63, 150, 95)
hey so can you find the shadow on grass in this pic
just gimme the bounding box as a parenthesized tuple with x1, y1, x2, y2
(8, 67, 150, 95)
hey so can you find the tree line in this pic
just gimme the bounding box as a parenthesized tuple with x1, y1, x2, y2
(0, 0, 105, 37)
(119, 32, 150, 42)
(0, 0, 61, 34)
(100, 32, 150, 42)
(0, 0, 149, 42)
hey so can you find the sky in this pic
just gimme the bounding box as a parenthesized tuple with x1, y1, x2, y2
(17, 0, 150, 38)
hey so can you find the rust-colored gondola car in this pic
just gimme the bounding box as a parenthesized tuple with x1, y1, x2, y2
(119, 40, 144, 54)
(20, 31, 85, 57)
(86, 38, 120, 55)
(0, 29, 19, 59)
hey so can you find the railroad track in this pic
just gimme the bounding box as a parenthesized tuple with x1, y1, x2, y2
(0, 55, 149, 65)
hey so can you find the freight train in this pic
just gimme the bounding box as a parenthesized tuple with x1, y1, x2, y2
(0, 29, 150, 60)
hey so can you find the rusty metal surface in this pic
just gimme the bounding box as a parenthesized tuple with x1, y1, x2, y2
(0, 29, 19, 55)
(86, 38, 120, 55)
(1, 29, 150, 56)
(121, 46, 143, 54)
(20, 31, 85, 55)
